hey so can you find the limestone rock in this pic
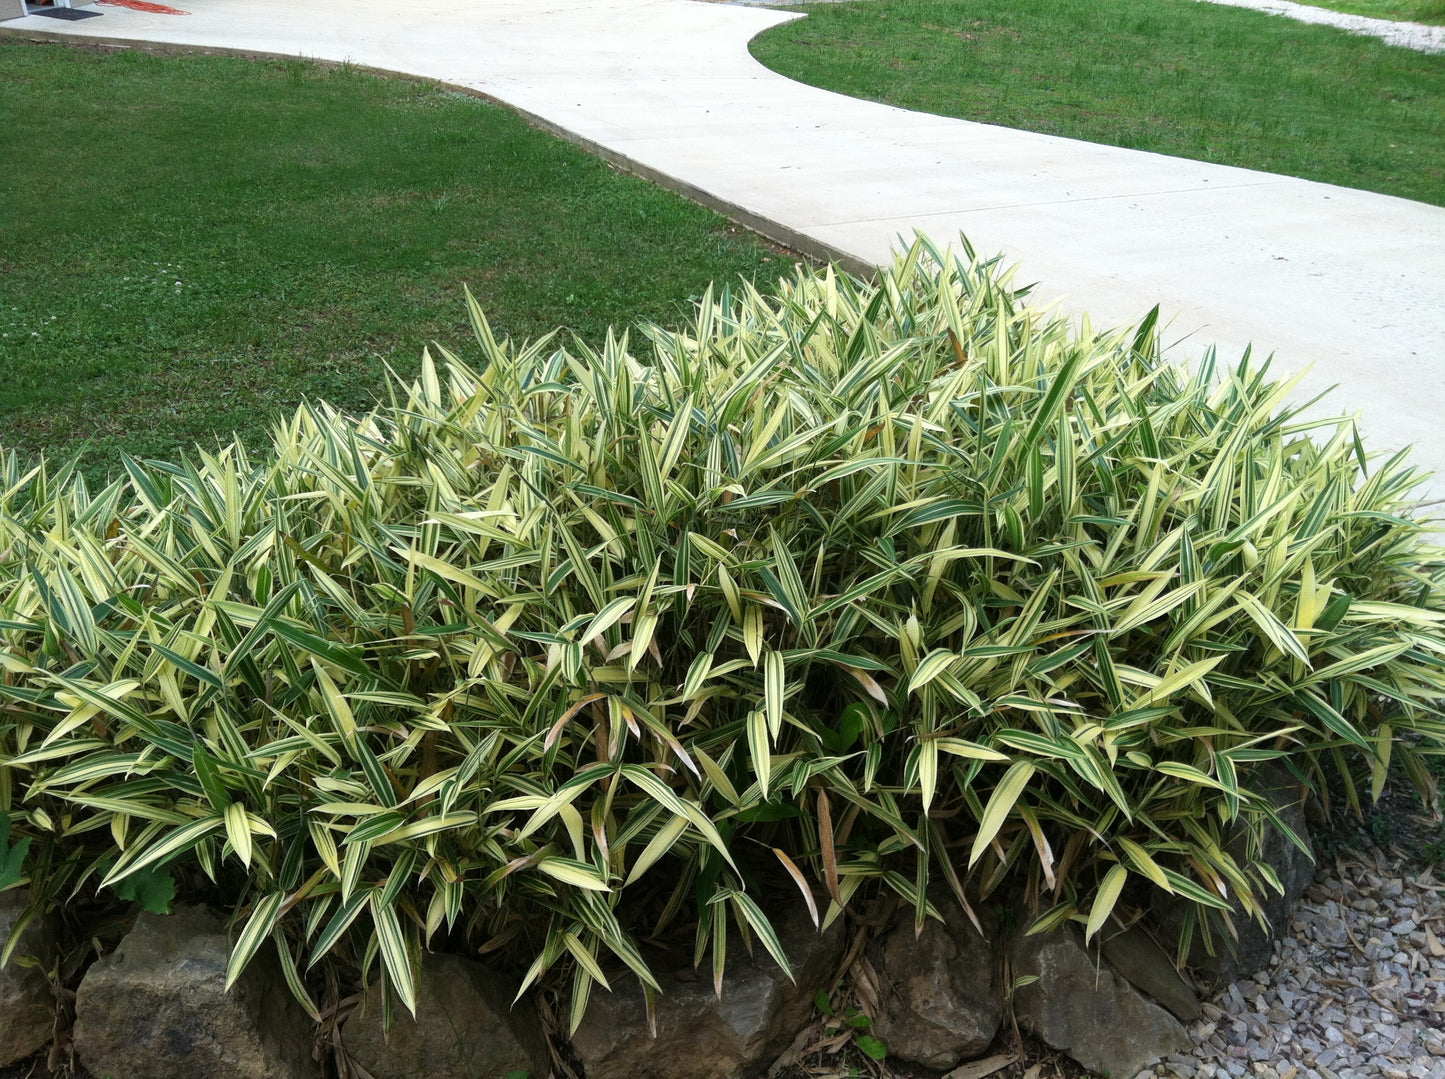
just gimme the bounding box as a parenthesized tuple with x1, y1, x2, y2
(342, 952, 547, 1079)
(570, 904, 844, 1079)
(74, 905, 319, 1079)
(1012, 927, 1190, 1079)
(869, 899, 1003, 1068)
(0, 891, 56, 1066)
(1098, 922, 1201, 1023)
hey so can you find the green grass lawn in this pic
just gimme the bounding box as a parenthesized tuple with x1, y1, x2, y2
(752, 0, 1445, 206)
(1298, 0, 1445, 24)
(0, 42, 790, 473)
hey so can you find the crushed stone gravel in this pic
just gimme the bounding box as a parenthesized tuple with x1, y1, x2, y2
(1139, 850, 1445, 1079)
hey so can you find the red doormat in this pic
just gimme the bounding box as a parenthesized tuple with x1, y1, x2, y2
(96, 0, 190, 12)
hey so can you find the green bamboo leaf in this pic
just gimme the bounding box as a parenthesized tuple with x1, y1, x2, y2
(344, 812, 408, 845)
(395, 546, 494, 597)
(620, 766, 739, 874)
(1291, 690, 1372, 752)
(747, 708, 772, 800)
(103, 815, 224, 888)
(191, 746, 233, 812)
(744, 605, 764, 667)
(150, 641, 225, 691)
(1023, 349, 1086, 450)
(225, 892, 283, 991)
(341, 838, 370, 903)
(934, 738, 1010, 762)
(581, 597, 637, 646)
(563, 931, 612, 992)
(917, 739, 939, 813)
(657, 395, 695, 486)
(308, 887, 373, 968)
(624, 814, 691, 886)
(1154, 761, 1231, 792)
(1235, 591, 1311, 665)
(372, 894, 418, 1016)
(693, 745, 740, 807)
(1085, 864, 1129, 943)
(995, 729, 1088, 762)
(968, 762, 1034, 868)
(682, 651, 715, 702)
(1161, 868, 1232, 911)
(537, 857, 611, 892)
(1125, 655, 1225, 710)
(1116, 837, 1172, 892)
(907, 649, 956, 695)
(717, 564, 742, 623)
(271, 621, 372, 678)
(55, 794, 191, 825)
(311, 660, 358, 749)
(764, 651, 785, 739)
(726, 890, 794, 982)
(224, 801, 252, 869)
(0, 822, 33, 891)
(273, 930, 322, 1022)
(372, 812, 479, 846)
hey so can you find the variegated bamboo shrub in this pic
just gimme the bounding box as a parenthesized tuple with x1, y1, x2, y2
(1, 237, 1442, 1030)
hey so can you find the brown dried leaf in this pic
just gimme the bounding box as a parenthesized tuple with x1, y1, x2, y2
(942, 1052, 1017, 1079)
(767, 1022, 818, 1077)
(1427, 924, 1445, 958)
(852, 955, 881, 1019)
(818, 789, 841, 907)
(773, 846, 820, 928)
(817, 1029, 854, 1054)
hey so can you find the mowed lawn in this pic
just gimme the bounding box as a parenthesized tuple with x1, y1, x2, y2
(1299, 0, 1445, 24)
(0, 42, 791, 472)
(751, 0, 1445, 206)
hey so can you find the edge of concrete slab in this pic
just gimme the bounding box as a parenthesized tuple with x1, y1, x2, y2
(0, 26, 877, 278)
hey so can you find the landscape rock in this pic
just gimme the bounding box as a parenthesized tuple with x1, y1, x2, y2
(1098, 922, 1201, 1023)
(74, 904, 319, 1079)
(0, 891, 56, 1065)
(342, 951, 547, 1079)
(868, 897, 1003, 1068)
(570, 903, 845, 1079)
(1013, 926, 1191, 1079)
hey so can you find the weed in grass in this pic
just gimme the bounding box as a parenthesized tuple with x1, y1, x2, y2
(751, 0, 1445, 205)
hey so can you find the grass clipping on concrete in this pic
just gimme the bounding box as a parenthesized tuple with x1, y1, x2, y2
(751, 0, 1445, 206)
(0, 239, 1443, 1030)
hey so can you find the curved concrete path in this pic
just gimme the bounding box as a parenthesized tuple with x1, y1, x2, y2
(7, 0, 1445, 496)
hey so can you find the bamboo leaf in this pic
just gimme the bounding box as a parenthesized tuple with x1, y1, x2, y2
(372, 894, 418, 1015)
(764, 651, 785, 739)
(224, 801, 252, 869)
(1085, 864, 1129, 943)
(225, 892, 283, 991)
(969, 762, 1034, 868)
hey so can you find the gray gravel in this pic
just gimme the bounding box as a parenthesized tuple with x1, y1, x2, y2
(1140, 850, 1445, 1079)
(1197, 0, 1445, 53)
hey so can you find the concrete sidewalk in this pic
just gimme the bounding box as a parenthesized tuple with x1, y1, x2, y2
(6, 0, 1445, 495)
